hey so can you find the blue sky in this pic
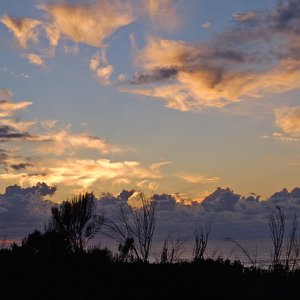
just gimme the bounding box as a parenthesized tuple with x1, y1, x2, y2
(1, 0, 300, 203)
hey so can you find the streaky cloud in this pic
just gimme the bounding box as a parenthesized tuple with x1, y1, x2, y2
(0, 16, 41, 48)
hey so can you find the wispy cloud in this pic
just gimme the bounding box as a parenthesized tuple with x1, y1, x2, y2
(44, 24, 60, 53)
(63, 44, 79, 55)
(0, 16, 41, 48)
(232, 12, 258, 22)
(0, 89, 173, 195)
(122, 1, 300, 111)
(31, 129, 124, 155)
(176, 172, 219, 184)
(275, 106, 300, 135)
(0, 158, 166, 191)
(143, 0, 179, 30)
(272, 106, 300, 142)
(89, 50, 114, 85)
(0, 89, 32, 117)
(201, 22, 211, 29)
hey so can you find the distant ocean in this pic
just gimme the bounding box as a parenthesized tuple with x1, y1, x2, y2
(95, 237, 274, 268)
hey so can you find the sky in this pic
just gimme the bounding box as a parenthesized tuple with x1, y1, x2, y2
(1, 0, 300, 205)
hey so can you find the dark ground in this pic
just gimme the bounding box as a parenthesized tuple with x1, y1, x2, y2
(1, 249, 300, 300)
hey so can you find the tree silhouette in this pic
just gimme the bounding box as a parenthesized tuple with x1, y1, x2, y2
(21, 229, 71, 256)
(159, 234, 186, 264)
(103, 192, 156, 262)
(47, 193, 104, 252)
(193, 222, 211, 262)
(269, 205, 285, 271)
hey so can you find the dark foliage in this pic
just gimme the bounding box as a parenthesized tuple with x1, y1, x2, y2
(1, 247, 300, 300)
(21, 229, 72, 256)
(48, 192, 104, 252)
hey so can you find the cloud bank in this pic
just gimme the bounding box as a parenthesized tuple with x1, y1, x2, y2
(3, 184, 300, 244)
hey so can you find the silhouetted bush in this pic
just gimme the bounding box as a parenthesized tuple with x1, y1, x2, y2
(48, 192, 104, 253)
(21, 229, 71, 256)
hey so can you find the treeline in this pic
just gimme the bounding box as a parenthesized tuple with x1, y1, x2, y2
(1, 193, 300, 299)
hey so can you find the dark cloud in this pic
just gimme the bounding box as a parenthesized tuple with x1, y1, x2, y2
(0, 125, 32, 141)
(0, 148, 8, 170)
(2, 183, 300, 244)
(271, 0, 300, 34)
(96, 185, 300, 241)
(0, 182, 56, 239)
(10, 162, 33, 170)
(201, 187, 240, 212)
(130, 68, 178, 84)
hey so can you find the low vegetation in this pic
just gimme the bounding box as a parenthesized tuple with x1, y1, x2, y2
(1, 193, 300, 299)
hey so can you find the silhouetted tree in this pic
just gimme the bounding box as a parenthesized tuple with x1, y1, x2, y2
(284, 213, 300, 271)
(159, 234, 186, 264)
(47, 193, 104, 252)
(269, 205, 285, 271)
(268, 205, 300, 271)
(193, 222, 211, 262)
(103, 192, 156, 262)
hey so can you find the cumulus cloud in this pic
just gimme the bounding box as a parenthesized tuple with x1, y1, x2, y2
(38, 0, 134, 48)
(0, 182, 56, 239)
(0, 16, 41, 48)
(2, 183, 300, 244)
(96, 185, 300, 244)
(122, 1, 300, 111)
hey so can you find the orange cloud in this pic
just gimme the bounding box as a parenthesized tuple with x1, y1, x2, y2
(275, 106, 300, 135)
(24, 53, 45, 67)
(273, 106, 300, 142)
(1, 16, 41, 48)
(0, 90, 32, 117)
(125, 36, 300, 111)
(90, 51, 114, 85)
(176, 173, 219, 184)
(0, 158, 166, 190)
(143, 0, 179, 30)
(39, 1, 134, 48)
(0, 118, 36, 132)
(30, 129, 124, 155)
(44, 24, 60, 51)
